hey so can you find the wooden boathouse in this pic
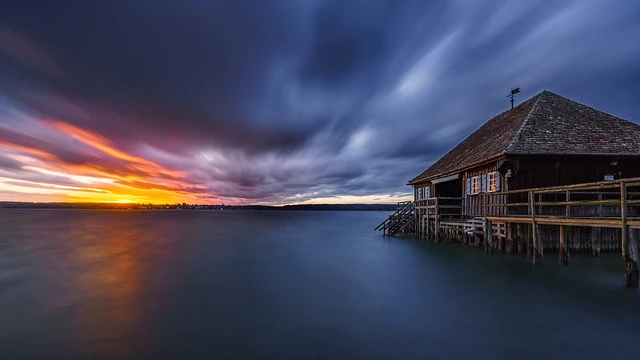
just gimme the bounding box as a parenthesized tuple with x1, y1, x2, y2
(376, 90, 640, 287)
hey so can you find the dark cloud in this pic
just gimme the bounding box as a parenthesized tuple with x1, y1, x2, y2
(0, 0, 639, 203)
(0, 154, 22, 170)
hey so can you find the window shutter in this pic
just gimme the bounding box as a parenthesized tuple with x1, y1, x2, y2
(495, 171, 501, 191)
(425, 187, 430, 199)
(481, 174, 488, 193)
(465, 178, 471, 195)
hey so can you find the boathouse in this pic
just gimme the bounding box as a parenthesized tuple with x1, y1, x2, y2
(376, 90, 640, 287)
(409, 91, 640, 212)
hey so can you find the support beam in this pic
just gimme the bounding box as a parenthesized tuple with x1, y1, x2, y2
(559, 225, 569, 266)
(624, 229, 639, 288)
(516, 224, 524, 254)
(483, 193, 492, 254)
(621, 182, 638, 287)
(484, 218, 493, 254)
(591, 227, 601, 257)
(530, 191, 543, 265)
(621, 182, 628, 259)
(506, 223, 513, 254)
(426, 214, 430, 240)
(434, 198, 440, 243)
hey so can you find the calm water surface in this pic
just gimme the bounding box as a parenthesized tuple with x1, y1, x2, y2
(0, 210, 638, 359)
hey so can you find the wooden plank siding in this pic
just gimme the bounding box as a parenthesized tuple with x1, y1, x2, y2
(462, 161, 507, 217)
(507, 155, 640, 190)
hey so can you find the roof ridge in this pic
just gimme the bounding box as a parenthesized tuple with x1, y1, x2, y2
(504, 92, 544, 153)
(551, 91, 639, 127)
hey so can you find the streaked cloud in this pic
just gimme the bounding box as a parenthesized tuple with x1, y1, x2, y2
(0, 0, 639, 204)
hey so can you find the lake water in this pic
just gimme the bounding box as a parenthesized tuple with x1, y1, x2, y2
(0, 209, 638, 359)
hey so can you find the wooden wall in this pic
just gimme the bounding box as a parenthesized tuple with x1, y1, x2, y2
(462, 162, 507, 216)
(506, 155, 640, 190)
(413, 182, 434, 202)
(413, 154, 640, 218)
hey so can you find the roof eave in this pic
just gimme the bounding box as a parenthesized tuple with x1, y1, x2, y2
(407, 153, 507, 185)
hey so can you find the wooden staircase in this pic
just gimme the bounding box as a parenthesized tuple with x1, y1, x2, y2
(375, 201, 415, 236)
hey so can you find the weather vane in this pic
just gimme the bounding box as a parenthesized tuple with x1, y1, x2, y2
(508, 87, 521, 109)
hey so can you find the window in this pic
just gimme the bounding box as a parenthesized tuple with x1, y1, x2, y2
(471, 176, 479, 195)
(416, 187, 430, 200)
(467, 172, 499, 195)
(488, 172, 497, 192)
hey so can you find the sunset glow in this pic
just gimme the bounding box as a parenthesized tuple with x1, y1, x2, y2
(0, 114, 214, 204)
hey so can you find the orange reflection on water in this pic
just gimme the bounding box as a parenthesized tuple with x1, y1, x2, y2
(68, 215, 151, 356)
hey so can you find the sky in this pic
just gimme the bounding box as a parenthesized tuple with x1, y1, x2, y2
(0, 0, 639, 205)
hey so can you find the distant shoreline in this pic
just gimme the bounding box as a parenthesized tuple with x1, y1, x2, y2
(0, 202, 397, 212)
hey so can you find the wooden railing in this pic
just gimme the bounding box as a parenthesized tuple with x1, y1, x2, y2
(397, 200, 413, 211)
(477, 177, 640, 225)
(415, 197, 464, 218)
(375, 201, 415, 236)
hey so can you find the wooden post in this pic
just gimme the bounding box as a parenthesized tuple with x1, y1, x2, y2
(526, 223, 531, 257)
(591, 227, 601, 257)
(426, 207, 431, 240)
(620, 182, 638, 287)
(434, 198, 440, 243)
(484, 218, 493, 254)
(559, 225, 569, 265)
(565, 190, 570, 218)
(621, 182, 628, 259)
(516, 223, 524, 254)
(506, 222, 513, 254)
(538, 193, 543, 216)
(420, 206, 424, 239)
(625, 229, 639, 288)
(420, 209, 425, 239)
(425, 201, 429, 240)
(482, 193, 487, 217)
(530, 191, 542, 265)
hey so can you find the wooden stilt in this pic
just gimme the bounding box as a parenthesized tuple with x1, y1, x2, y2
(530, 191, 543, 265)
(621, 182, 628, 259)
(426, 212, 430, 240)
(433, 198, 439, 243)
(524, 225, 533, 257)
(559, 225, 569, 266)
(624, 228, 639, 288)
(620, 182, 638, 287)
(516, 224, 523, 254)
(505, 223, 514, 254)
(484, 218, 493, 254)
(591, 227, 601, 257)
(483, 194, 492, 254)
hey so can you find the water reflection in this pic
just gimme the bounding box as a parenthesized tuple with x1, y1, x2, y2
(69, 222, 141, 356)
(0, 210, 638, 359)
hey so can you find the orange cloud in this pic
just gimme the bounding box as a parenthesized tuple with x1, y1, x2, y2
(0, 120, 218, 204)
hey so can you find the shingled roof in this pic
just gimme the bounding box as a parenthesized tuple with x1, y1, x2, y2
(409, 90, 640, 184)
